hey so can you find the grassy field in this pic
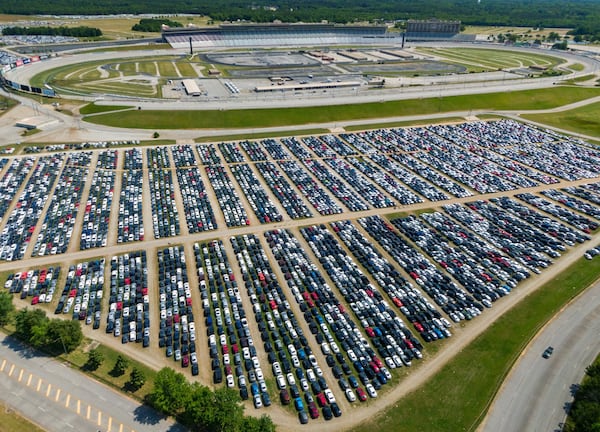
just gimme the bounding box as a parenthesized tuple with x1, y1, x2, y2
(523, 102, 600, 138)
(79, 103, 135, 115)
(0, 402, 45, 432)
(83, 87, 600, 129)
(0, 14, 212, 40)
(352, 256, 600, 432)
(60, 341, 157, 402)
(419, 47, 564, 71)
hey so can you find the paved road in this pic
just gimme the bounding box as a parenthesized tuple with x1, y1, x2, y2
(0, 333, 186, 432)
(480, 279, 600, 432)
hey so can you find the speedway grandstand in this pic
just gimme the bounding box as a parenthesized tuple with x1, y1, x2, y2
(162, 23, 399, 49)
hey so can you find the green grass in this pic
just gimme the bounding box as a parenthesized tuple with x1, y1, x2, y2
(79, 103, 134, 115)
(175, 61, 198, 77)
(0, 402, 45, 432)
(61, 341, 156, 402)
(569, 63, 585, 72)
(194, 128, 330, 142)
(523, 102, 600, 138)
(138, 61, 158, 76)
(157, 61, 178, 77)
(0, 96, 17, 115)
(84, 87, 600, 130)
(344, 117, 466, 132)
(352, 256, 600, 432)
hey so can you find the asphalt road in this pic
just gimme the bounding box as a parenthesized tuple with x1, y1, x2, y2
(480, 279, 600, 432)
(0, 333, 186, 432)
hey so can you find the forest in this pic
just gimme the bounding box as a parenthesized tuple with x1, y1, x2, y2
(2, 26, 102, 37)
(0, 0, 599, 30)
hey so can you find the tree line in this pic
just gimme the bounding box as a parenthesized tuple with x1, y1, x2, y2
(565, 360, 600, 431)
(1, 26, 102, 37)
(132, 18, 183, 32)
(0, 0, 599, 31)
(148, 367, 276, 432)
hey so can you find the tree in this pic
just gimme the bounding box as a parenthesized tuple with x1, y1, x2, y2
(85, 348, 104, 371)
(127, 367, 146, 391)
(0, 291, 15, 326)
(111, 355, 129, 377)
(242, 415, 276, 432)
(181, 382, 213, 427)
(46, 319, 83, 353)
(210, 387, 244, 432)
(148, 367, 190, 415)
(14, 308, 47, 342)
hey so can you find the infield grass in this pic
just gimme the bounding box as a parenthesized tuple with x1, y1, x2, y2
(84, 87, 600, 129)
(523, 102, 600, 138)
(351, 256, 600, 432)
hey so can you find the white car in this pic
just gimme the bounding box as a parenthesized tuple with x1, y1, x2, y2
(324, 389, 336, 404)
(226, 375, 235, 388)
(345, 388, 357, 402)
(366, 383, 378, 398)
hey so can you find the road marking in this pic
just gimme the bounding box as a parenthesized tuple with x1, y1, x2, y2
(97, 410, 102, 426)
(76, 399, 80, 414)
(65, 393, 71, 408)
(54, 388, 61, 401)
(0, 359, 5, 371)
(17, 368, 23, 381)
(118, 423, 123, 432)
(86, 404, 91, 420)
(107, 416, 112, 431)
(8, 364, 14, 376)
(45, 383, 52, 397)
(36, 378, 42, 392)
(26, 373, 32, 386)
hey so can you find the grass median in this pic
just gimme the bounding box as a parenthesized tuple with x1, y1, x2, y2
(83, 87, 600, 130)
(351, 256, 600, 432)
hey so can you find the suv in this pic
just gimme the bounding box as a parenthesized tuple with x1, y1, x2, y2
(542, 346, 554, 359)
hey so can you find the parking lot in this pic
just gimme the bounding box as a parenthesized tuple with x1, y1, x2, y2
(1, 119, 600, 427)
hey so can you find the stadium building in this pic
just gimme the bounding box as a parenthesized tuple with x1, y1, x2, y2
(162, 23, 399, 49)
(405, 19, 474, 42)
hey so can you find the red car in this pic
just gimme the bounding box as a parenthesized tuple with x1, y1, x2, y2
(316, 392, 327, 407)
(308, 401, 319, 419)
(356, 387, 367, 402)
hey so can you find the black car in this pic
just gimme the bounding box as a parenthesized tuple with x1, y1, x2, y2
(542, 346, 554, 359)
(298, 410, 309, 425)
(323, 405, 333, 421)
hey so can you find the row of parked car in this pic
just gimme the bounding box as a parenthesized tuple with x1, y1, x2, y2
(171, 144, 217, 233)
(196, 239, 268, 406)
(358, 154, 438, 203)
(267, 228, 377, 419)
(0, 158, 34, 226)
(55, 260, 104, 327)
(0, 154, 64, 261)
(4, 266, 60, 304)
(358, 215, 480, 323)
(255, 162, 312, 220)
(106, 252, 150, 346)
(279, 160, 343, 216)
(541, 189, 600, 223)
(205, 164, 249, 227)
(81, 150, 117, 249)
(33, 152, 91, 257)
(148, 166, 181, 238)
(158, 246, 196, 370)
(233, 233, 343, 422)
(230, 164, 283, 224)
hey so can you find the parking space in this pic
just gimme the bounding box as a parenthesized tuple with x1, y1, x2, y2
(5, 266, 60, 305)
